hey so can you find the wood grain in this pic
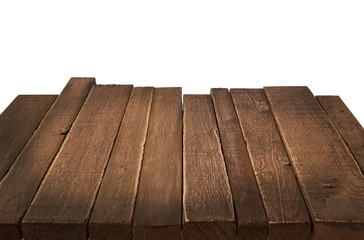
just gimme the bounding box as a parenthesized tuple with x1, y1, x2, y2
(89, 87, 154, 240)
(21, 85, 132, 240)
(231, 89, 311, 240)
(265, 87, 364, 240)
(0, 78, 95, 240)
(317, 96, 364, 171)
(132, 88, 182, 240)
(183, 95, 235, 240)
(210, 88, 268, 240)
(0, 95, 57, 181)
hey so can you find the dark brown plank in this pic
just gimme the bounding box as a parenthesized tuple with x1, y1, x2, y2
(265, 87, 364, 240)
(89, 87, 154, 240)
(0, 78, 95, 240)
(132, 88, 182, 240)
(183, 95, 235, 240)
(230, 89, 311, 240)
(317, 96, 364, 171)
(0, 95, 57, 181)
(210, 89, 268, 240)
(22, 85, 132, 240)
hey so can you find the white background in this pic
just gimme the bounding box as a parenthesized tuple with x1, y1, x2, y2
(0, 1, 363, 124)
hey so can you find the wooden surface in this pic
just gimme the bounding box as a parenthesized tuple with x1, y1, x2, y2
(89, 87, 154, 240)
(133, 88, 182, 240)
(0, 80, 363, 240)
(0, 78, 95, 240)
(0, 95, 57, 181)
(317, 96, 364, 172)
(211, 89, 268, 240)
(231, 89, 311, 240)
(22, 85, 132, 240)
(265, 87, 364, 240)
(183, 95, 235, 240)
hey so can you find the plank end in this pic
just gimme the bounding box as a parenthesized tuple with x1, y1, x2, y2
(67, 77, 96, 89)
(210, 88, 229, 93)
(263, 86, 310, 90)
(237, 221, 268, 240)
(0, 223, 21, 240)
(21, 222, 87, 240)
(312, 221, 364, 240)
(182, 221, 235, 240)
(269, 222, 311, 240)
(69, 77, 96, 84)
(89, 222, 131, 240)
(133, 225, 181, 240)
(316, 95, 340, 98)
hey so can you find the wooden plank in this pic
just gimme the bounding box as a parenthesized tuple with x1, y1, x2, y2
(210, 89, 268, 240)
(89, 87, 154, 240)
(230, 89, 311, 240)
(0, 78, 95, 240)
(0, 95, 57, 181)
(265, 87, 364, 240)
(183, 95, 235, 240)
(22, 85, 132, 240)
(132, 88, 182, 240)
(317, 96, 364, 171)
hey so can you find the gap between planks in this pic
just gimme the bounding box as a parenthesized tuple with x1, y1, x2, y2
(133, 88, 182, 240)
(88, 87, 154, 240)
(0, 95, 57, 182)
(317, 96, 364, 175)
(264, 87, 364, 240)
(211, 88, 269, 240)
(86, 86, 135, 240)
(183, 94, 235, 240)
(230, 88, 311, 240)
(0, 78, 95, 240)
(22, 84, 132, 240)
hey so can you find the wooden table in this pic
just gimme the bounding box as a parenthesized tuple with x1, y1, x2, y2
(0, 78, 363, 240)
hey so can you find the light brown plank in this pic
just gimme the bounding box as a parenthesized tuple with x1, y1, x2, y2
(132, 88, 182, 240)
(89, 87, 154, 240)
(231, 89, 311, 240)
(211, 89, 268, 240)
(265, 87, 364, 240)
(317, 96, 364, 171)
(0, 78, 95, 240)
(183, 95, 235, 240)
(21, 85, 132, 240)
(0, 95, 57, 181)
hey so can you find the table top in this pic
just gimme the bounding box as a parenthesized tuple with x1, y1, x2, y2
(0, 78, 363, 240)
